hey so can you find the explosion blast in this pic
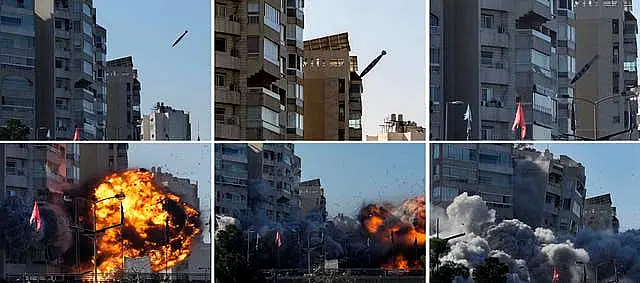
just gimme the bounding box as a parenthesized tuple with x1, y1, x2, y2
(94, 169, 201, 275)
(359, 196, 426, 270)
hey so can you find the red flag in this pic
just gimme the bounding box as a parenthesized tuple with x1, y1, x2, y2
(73, 127, 80, 141)
(30, 202, 41, 233)
(553, 267, 559, 282)
(275, 231, 282, 247)
(512, 103, 527, 140)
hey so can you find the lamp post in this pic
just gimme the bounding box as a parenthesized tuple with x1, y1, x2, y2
(64, 193, 125, 282)
(444, 100, 464, 140)
(572, 92, 638, 140)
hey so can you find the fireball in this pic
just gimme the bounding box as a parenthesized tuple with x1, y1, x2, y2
(93, 169, 201, 275)
(359, 196, 426, 270)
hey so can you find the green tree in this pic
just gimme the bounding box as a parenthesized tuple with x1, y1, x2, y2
(430, 261, 470, 283)
(214, 225, 265, 283)
(0, 119, 30, 140)
(473, 257, 509, 283)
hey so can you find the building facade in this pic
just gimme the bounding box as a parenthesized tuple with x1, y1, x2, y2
(141, 103, 191, 141)
(214, 143, 249, 220)
(299, 179, 327, 222)
(78, 143, 128, 185)
(247, 143, 301, 223)
(303, 33, 363, 141)
(430, 0, 576, 140)
(35, 0, 106, 140)
(366, 113, 425, 141)
(214, 0, 305, 141)
(513, 148, 586, 235)
(0, 0, 36, 139)
(575, 0, 638, 140)
(584, 193, 620, 233)
(105, 56, 141, 141)
(431, 143, 515, 222)
(0, 144, 79, 277)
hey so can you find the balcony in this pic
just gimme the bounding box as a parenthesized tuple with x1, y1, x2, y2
(215, 115, 241, 139)
(480, 105, 513, 123)
(215, 51, 240, 70)
(480, 66, 510, 84)
(286, 68, 303, 78)
(516, 0, 551, 24)
(480, 28, 509, 48)
(215, 17, 241, 35)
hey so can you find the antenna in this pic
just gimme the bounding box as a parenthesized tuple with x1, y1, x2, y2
(197, 120, 200, 141)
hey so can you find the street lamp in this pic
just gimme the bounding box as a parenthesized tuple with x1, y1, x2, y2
(572, 92, 638, 140)
(63, 193, 125, 282)
(444, 100, 465, 140)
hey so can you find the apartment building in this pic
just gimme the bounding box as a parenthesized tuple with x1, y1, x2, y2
(0, 0, 36, 139)
(513, 148, 586, 235)
(575, 0, 638, 140)
(247, 143, 301, 223)
(214, 0, 305, 141)
(303, 33, 363, 141)
(430, 0, 576, 140)
(35, 0, 106, 140)
(431, 144, 515, 222)
(214, 143, 249, 220)
(299, 179, 327, 222)
(105, 56, 141, 141)
(78, 143, 128, 185)
(584, 193, 620, 233)
(141, 102, 191, 141)
(0, 144, 79, 276)
(366, 113, 425, 141)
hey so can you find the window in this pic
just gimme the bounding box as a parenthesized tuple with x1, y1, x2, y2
(481, 50, 493, 66)
(215, 73, 225, 88)
(613, 45, 619, 64)
(83, 21, 92, 37)
(215, 38, 226, 52)
(83, 3, 92, 17)
(481, 14, 493, 29)
(430, 13, 439, 27)
(82, 60, 92, 76)
(1, 16, 21, 26)
(430, 86, 440, 103)
(215, 4, 227, 17)
(613, 19, 619, 34)
(264, 3, 280, 31)
(339, 79, 345, 93)
(613, 72, 620, 93)
(248, 3, 259, 13)
(338, 103, 345, 121)
(263, 38, 279, 65)
(531, 49, 550, 70)
(481, 87, 492, 103)
(248, 36, 258, 54)
(288, 112, 303, 129)
(430, 48, 440, 66)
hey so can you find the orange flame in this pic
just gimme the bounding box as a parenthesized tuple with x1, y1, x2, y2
(93, 169, 200, 277)
(360, 196, 426, 270)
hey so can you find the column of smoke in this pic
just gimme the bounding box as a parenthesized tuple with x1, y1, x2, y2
(0, 196, 73, 263)
(433, 151, 640, 282)
(215, 180, 425, 269)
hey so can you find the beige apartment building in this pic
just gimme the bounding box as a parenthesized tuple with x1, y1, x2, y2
(105, 56, 141, 141)
(584, 193, 620, 233)
(366, 113, 425, 141)
(214, 0, 305, 140)
(299, 179, 327, 222)
(303, 33, 363, 141)
(575, 0, 638, 140)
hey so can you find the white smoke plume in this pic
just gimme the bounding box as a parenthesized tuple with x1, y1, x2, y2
(433, 193, 590, 282)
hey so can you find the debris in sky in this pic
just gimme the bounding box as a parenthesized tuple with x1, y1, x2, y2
(172, 30, 189, 48)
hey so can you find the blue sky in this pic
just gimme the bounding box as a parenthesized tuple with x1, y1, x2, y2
(94, 0, 211, 140)
(295, 143, 426, 218)
(536, 144, 640, 231)
(305, 0, 426, 136)
(128, 143, 211, 240)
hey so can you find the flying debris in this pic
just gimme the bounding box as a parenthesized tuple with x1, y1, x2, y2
(172, 30, 189, 48)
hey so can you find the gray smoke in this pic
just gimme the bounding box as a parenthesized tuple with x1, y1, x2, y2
(434, 193, 590, 282)
(512, 151, 549, 228)
(0, 196, 72, 258)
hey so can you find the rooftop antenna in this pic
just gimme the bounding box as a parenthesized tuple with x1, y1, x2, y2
(197, 120, 200, 141)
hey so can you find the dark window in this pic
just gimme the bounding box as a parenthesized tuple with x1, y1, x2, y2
(126, 83, 131, 91)
(563, 199, 571, 210)
(338, 79, 345, 93)
(248, 36, 258, 53)
(215, 38, 226, 52)
(338, 103, 345, 121)
(613, 19, 619, 34)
